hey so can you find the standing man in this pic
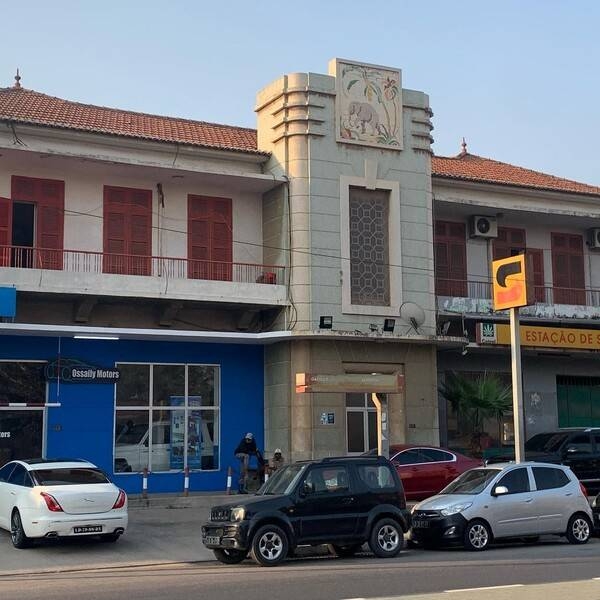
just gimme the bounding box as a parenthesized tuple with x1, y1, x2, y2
(234, 432, 259, 493)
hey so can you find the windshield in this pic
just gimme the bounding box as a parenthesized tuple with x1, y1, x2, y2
(525, 433, 568, 453)
(258, 464, 306, 495)
(440, 468, 500, 495)
(32, 468, 110, 486)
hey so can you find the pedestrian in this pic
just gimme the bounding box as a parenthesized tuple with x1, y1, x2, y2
(271, 448, 285, 471)
(234, 432, 260, 493)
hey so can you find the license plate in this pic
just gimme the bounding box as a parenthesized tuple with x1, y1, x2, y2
(205, 535, 221, 545)
(74, 525, 103, 534)
(413, 520, 430, 529)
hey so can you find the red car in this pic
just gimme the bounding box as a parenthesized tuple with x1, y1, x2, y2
(387, 445, 482, 500)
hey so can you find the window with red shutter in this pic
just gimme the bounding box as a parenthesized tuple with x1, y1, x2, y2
(527, 248, 545, 303)
(187, 196, 232, 281)
(551, 233, 586, 305)
(493, 227, 526, 261)
(434, 220, 467, 296)
(11, 176, 64, 270)
(103, 186, 152, 276)
(0, 197, 11, 267)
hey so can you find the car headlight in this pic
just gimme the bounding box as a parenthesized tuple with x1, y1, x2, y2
(230, 507, 245, 522)
(440, 502, 472, 516)
(592, 496, 599, 508)
(411, 505, 419, 514)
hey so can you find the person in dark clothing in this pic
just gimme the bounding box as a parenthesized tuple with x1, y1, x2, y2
(235, 432, 261, 493)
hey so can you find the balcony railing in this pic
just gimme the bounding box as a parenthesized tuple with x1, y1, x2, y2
(436, 278, 600, 307)
(0, 245, 285, 286)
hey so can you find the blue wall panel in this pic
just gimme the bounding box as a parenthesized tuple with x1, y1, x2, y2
(0, 335, 265, 493)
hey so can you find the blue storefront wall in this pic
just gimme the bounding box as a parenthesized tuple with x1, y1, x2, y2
(0, 335, 265, 494)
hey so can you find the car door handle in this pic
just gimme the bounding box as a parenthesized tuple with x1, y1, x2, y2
(565, 492, 573, 496)
(341, 497, 355, 504)
(524, 498, 533, 503)
(10, 491, 16, 495)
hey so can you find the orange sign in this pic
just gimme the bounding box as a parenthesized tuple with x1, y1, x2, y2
(492, 255, 529, 310)
(479, 323, 600, 350)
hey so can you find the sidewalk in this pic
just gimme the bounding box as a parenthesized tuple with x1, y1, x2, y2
(0, 492, 231, 576)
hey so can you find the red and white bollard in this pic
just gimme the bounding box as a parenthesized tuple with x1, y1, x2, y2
(183, 466, 190, 497)
(142, 467, 148, 500)
(226, 466, 232, 494)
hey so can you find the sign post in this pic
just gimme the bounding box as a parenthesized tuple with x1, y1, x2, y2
(492, 254, 530, 463)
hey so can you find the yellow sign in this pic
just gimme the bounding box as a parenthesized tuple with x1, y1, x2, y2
(295, 373, 404, 394)
(478, 323, 600, 350)
(492, 255, 529, 310)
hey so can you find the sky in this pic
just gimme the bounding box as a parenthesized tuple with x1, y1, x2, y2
(2, 0, 599, 185)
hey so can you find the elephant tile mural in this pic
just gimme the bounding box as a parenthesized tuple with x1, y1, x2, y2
(330, 58, 403, 150)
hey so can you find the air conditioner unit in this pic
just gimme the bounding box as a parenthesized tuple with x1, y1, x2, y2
(469, 215, 498, 238)
(588, 228, 600, 249)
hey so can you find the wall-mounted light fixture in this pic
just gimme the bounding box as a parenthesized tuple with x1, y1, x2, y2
(319, 316, 333, 329)
(383, 318, 396, 332)
(369, 323, 379, 332)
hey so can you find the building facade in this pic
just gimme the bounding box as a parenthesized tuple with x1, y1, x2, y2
(432, 148, 600, 457)
(1, 59, 599, 491)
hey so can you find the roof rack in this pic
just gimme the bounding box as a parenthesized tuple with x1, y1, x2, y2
(320, 455, 384, 462)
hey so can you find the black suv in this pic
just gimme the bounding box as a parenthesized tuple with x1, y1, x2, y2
(488, 428, 600, 492)
(202, 456, 410, 566)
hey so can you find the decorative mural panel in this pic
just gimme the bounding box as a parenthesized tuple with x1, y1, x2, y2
(349, 187, 390, 306)
(330, 58, 403, 150)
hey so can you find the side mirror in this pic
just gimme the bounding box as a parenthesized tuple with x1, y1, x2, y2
(392, 460, 401, 469)
(298, 481, 312, 497)
(492, 485, 509, 497)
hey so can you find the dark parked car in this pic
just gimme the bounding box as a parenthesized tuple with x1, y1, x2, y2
(486, 428, 600, 492)
(365, 445, 482, 500)
(202, 455, 410, 566)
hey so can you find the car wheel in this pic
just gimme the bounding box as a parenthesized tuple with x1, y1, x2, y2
(213, 548, 247, 564)
(463, 519, 492, 551)
(327, 543, 362, 558)
(250, 524, 288, 567)
(566, 513, 591, 545)
(11, 510, 31, 549)
(100, 533, 121, 543)
(368, 518, 404, 558)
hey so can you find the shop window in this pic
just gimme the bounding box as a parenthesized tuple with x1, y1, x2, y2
(114, 363, 220, 473)
(349, 187, 390, 306)
(346, 393, 379, 454)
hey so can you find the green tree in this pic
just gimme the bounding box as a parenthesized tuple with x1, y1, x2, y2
(439, 371, 512, 456)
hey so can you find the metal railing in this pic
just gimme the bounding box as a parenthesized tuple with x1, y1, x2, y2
(436, 278, 600, 307)
(0, 245, 285, 286)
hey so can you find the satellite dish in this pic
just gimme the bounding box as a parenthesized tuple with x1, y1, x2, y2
(399, 302, 426, 334)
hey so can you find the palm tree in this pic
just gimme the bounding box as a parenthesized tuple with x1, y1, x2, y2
(439, 371, 512, 456)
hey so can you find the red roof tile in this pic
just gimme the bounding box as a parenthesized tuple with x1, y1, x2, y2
(2, 86, 598, 197)
(432, 152, 600, 197)
(0, 87, 265, 156)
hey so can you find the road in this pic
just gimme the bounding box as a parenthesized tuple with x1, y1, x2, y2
(1, 537, 599, 600)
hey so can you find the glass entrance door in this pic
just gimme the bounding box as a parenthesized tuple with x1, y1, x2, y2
(0, 410, 44, 467)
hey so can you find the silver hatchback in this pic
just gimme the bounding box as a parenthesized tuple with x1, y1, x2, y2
(410, 461, 592, 550)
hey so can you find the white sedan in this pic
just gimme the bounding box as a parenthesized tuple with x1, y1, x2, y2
(0, 459, 128, 548)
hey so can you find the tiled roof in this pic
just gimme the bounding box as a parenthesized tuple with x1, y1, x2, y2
(0, 86, 265, 156)
(2, 86, 599, 196)
(432, 152, 600, 197)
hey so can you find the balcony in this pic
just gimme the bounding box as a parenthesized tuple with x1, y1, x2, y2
(0, 245, 287, 307)
(436, 278, 600, 320)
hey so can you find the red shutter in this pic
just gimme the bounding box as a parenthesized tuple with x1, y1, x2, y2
(12, 176, 64, 270)
(103, 186, 152, 275)
(551, 233, 586, 304)
(188, 196, 232, 281)
(493, 227, 526, 260)
(0, 197, 12, 267)
(527, 248, 545, 303)
(434, 220, 466, 296)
